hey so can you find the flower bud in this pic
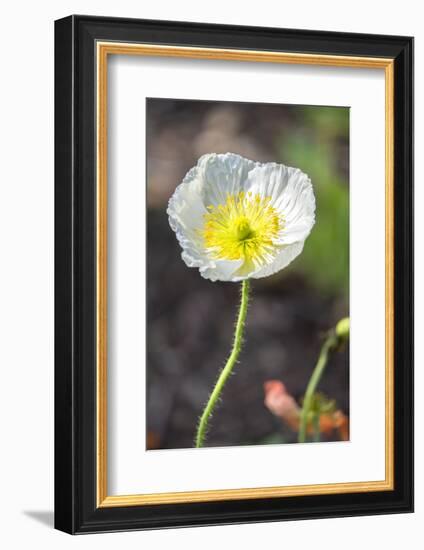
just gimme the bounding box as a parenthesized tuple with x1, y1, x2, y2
(335, 317, 350, 342)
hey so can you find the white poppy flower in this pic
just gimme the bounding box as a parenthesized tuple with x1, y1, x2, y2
(167, 152, 315, 282)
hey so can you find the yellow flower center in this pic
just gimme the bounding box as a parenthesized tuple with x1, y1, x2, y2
(202, 191, 282, 267)
(234, 216, 254, 241)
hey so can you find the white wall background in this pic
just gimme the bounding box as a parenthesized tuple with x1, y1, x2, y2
(0, 1, 420, 548)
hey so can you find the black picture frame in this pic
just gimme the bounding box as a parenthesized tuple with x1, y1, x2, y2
(55, 14, 414, 534)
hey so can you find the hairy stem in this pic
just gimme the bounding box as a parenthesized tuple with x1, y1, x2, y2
(195, 280, 250, 448)
(298, 333, 337, 443)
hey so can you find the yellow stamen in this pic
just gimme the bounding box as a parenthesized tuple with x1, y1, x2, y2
(201, 191, 283, 267)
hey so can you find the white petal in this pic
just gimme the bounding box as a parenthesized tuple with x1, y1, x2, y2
(247, 163, 315, 245)
(251, 242, 305, 279)
(196, 153, 257, 207)
(246, 162, 292, 205)
(199, 258, 244, 282)
(166, 167, 206, 267)
(167, 166, 206, 235)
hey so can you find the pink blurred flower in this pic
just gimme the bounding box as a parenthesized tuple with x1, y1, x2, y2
(263, 380, 300, 431)
(263, 379, 349, 440)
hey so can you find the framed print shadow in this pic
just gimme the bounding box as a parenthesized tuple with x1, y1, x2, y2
(54, 15, 414, 534)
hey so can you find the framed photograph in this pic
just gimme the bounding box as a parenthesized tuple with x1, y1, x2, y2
(54, 15, 413, 534)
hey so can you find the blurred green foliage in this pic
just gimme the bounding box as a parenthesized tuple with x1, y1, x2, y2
(278, 106, 349, 297)
(301, 392, 337, 417)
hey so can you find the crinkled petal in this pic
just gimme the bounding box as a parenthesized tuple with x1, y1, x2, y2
(199, 258, 244, 282)
(196, 153, 257, 207)
(246, 162, 292, 205)
(251, 242, 305, 279)
(247, 163, 315, 246)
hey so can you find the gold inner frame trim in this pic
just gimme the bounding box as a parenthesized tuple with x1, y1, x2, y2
(96, 42, 395, 508)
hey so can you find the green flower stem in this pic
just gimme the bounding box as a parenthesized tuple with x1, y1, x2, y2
(312, 412, 321, 443)
(298, 333, 338, 444)
(195, 279, 250, 448)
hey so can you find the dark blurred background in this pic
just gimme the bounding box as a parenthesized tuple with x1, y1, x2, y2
(146, 98, 349, 449)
